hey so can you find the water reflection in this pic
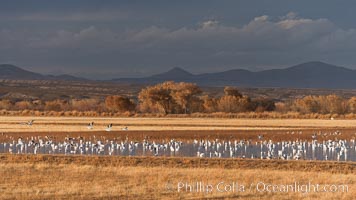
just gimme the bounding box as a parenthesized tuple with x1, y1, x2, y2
(0, 137, 355, 162)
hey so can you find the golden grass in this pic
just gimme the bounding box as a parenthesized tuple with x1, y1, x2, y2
(0, 155, 354, 200)
(2, 116, 356, 132)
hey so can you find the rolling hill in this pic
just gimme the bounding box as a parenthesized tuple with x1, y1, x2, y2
(113, 61, 356, 89)
(0, 64, 85, 81)
(3, 62, 356, 89)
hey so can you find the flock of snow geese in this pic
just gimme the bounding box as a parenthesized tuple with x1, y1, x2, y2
(0, 120, 355, 162)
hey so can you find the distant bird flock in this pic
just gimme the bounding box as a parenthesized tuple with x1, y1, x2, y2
(0, 120, 354, 162)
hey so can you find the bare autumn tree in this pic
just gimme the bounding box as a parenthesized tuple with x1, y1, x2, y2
(138, 81, 202, 114)
(348, 97, 356, 113)
(251, 98, 276, 112)
(0, 99, 13, 110)
(138, 83, 173, 114)
(71, 98, 103, 112)
(321, 95, 347, 114)
(171, 82, 202, 114)
(105, 95, 136, 112)
(224, 86, 242, 97)
(217, 95, 251, 113)
(291, 96, 320, 114)
(44, 100, 69, 111)
(291, 95, 347, 114)
(216, 87, 251, 113)
(14, 101, 34, 110)
(202, 95, 218, 113)
(274, 102, 290, 113)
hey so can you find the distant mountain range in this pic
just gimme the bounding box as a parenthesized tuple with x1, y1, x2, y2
(3, 62, 356, 89)
(113, 61, 356, 89)
(0, 64, 86, 81)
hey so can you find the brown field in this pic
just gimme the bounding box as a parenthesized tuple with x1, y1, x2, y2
(2, 116, 356, 132)
(0, 155, 355, 200)
(0, 116, 355, 199)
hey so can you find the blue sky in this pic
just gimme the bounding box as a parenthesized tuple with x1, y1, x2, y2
(1, 0, 356, 79)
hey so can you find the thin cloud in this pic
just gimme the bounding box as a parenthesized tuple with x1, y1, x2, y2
(201, 20, 219, 29)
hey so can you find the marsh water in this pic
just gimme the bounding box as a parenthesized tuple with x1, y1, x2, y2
(0, 139, 355, 162)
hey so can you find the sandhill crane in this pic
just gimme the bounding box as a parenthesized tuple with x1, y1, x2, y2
(312, 133, 317, 140)
(105, 124, 113, 132)
(258, 135, 263, 140)
(20, 120, 34, 126)
(87, 122, 94, 130)
(16, 137, 24, 154)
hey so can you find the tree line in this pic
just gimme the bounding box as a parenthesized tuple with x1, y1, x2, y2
(1, 81, 356, 115)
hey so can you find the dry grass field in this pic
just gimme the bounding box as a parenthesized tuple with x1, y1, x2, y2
(0, 155, 355, 200)
(2, 116, 356, 132)
(0, 116, 355, 199)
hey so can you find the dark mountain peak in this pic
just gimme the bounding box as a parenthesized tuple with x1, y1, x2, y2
(167, 67, 192, 75)
(0, 64, 45, 80)
(219, 68, 252, 74)
(47, 74, 87, 81)
(0, 64, 85, 81)
(300, 61, 328, 66)
(0, 64, 19, 68)
(0, 64, 28, 71)
(150, 67, 193, 79)
(287, 61, 351, 72)
(113, 61, 356, 89)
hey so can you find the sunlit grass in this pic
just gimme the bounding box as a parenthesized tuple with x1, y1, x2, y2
(2, 116, 356, 132)
(0, 155, 354, 200)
